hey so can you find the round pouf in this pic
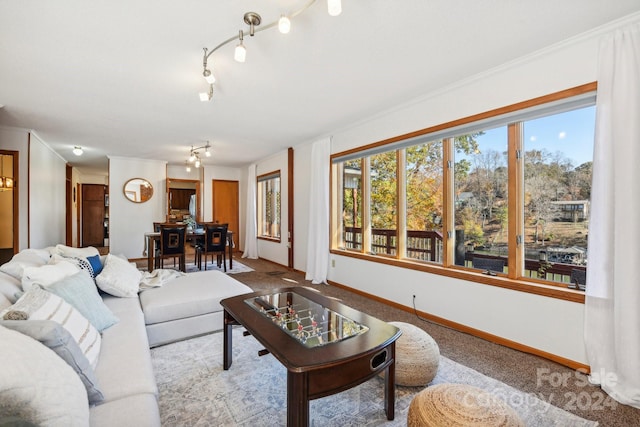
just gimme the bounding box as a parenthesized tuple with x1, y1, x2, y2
(407, 383, 525, 427)
(389, 321, 440, 386)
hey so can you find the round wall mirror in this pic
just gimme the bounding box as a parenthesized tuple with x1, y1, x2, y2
(123, 178, 153, 203)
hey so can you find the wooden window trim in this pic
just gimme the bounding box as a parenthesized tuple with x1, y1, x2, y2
(329, 82, 596, 304)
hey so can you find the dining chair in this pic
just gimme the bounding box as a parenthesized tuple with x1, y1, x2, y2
(152, 222, 171, 268)
(196, 223, 228, 271)
(158, 224, 187, 272)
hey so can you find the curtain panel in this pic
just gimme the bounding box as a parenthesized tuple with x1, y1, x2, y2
(585, 22, 640, 409)
(242, 164, 258, 259)
(305, 138, 331, 284)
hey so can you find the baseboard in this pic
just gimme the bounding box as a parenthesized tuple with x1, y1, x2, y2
(327, 279, 590, 373)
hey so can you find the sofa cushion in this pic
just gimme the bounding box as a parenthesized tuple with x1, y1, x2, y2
(139, 270, 253, 325)
(0, 325, 90, 426)
(45, 270, 119, 332)
(0, 286, 102, 368)
(95, 295, 158, 402)
(0, 319, 104, 405)
(0, 271, 22, 303)
(96, 254, 141, 298)
(89, 393, 160, 427)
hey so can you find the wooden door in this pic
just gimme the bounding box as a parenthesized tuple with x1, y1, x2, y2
(212, 180, 239, 252)
(82, 184, 105, 247)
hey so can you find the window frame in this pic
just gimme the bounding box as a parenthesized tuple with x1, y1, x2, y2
(257, 170, 282, 242)
(330, 83, 597, 303)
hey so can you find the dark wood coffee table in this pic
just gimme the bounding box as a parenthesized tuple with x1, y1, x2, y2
(221, 287, 401, 427)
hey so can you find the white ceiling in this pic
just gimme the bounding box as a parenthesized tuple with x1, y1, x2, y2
(1, 1, 639, 175)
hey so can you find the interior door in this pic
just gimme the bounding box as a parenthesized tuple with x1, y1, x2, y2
(81, 184, 106, 247)
(212, 180, 239, 252)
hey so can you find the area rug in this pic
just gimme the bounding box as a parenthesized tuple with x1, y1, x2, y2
(151, 328, 598, 427)
(184, 259, 254, 275)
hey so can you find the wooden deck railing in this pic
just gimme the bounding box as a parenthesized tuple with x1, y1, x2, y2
(343, 227, 585, 285)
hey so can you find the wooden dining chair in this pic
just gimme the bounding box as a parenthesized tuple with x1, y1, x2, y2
(196, 223, 228, 271)
(158, 224, 187, 272)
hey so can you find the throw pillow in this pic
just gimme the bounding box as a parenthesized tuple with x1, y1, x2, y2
(95, 253, 141, 298)
(0, 271, 22, 304)
(0, 319, 104, 405)
(50, 253, 95, 279)
(21, 261, 80, 293)
(0, 249, 50, 280)
(46, 270, 119, 332)
(87, 254, 103, 275)
(0, 293, 11, 311)
(0, 325, 90, 425)
(0, 286, 102, 368)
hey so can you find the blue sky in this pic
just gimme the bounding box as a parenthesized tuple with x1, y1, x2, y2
(466, 105, 596, 168)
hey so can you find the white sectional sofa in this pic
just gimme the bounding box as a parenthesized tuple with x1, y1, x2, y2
(0, 246, 252, 427)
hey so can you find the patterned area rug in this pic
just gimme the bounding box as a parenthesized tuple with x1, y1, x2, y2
(151, 328, 598, 426)
(184, 260, 254, 275)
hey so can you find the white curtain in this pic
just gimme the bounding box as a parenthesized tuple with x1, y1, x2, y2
(305, 138, 331, 284)
(585, 23, 640, 409)
(242, 164, 258, 259)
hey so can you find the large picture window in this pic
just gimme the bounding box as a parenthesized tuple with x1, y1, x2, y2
(257, 171, 281, 240)
(331, 83, 595, 300)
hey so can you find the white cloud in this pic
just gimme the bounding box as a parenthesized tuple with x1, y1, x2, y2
(558, 131, 567, 139)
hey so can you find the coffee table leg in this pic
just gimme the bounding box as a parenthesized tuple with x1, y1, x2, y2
(223, 310, 234, 370)
(384, 343, 396, 420)
(287, 371, 309, 427)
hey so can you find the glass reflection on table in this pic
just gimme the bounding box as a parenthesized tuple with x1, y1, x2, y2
(245, 291, 368, 348)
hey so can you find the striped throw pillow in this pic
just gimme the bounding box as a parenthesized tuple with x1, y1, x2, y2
(0, 286, 101, 368)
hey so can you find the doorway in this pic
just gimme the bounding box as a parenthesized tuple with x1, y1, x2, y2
(167, 179, 201, 222)
(0, 151, 18, 265)
(212, 180, 239, 251)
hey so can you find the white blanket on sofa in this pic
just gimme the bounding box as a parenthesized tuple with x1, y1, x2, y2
(139, 269, 185, 290)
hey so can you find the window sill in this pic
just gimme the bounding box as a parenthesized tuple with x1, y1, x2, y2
(330, 249, 585, 304)
(258, 236, 282, 243)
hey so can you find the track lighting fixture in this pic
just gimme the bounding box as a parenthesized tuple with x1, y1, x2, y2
(199, 0, 343, 101)
(187, 141, 212, 167)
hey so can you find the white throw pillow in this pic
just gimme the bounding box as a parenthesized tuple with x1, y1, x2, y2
(0, 248, 50, 280)
(53, 244, 100, 259)
(0, 325, 90, 426)
(0, 286, 102, 368)
(21, 261, 80, 293)
(95, 253, 142, 298)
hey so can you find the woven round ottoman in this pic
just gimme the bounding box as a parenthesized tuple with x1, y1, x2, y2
(389, 321, 439, 386)
(407, 383, 525, 427)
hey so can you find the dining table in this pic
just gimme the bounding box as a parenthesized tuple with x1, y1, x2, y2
(143, 229, 234, 272)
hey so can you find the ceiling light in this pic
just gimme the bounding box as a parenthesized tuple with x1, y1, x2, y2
(203, 68, 216, 84)
(185, 162, 191, 173)
(278, 15, 291, 34)
(72, 146, 83, 156)
(234, 31, 246, 63)
(186, 142, 212, 167)
(199, 1, 345, 98)
(327, 0, 342, 16)
(199, 84, 213, 102)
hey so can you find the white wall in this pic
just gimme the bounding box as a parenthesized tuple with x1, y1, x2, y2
(108, 156, 166, 259)
(29, 133, 66, 248)
(289, 16, 640, 365)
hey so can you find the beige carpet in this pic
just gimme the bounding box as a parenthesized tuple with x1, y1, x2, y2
(151, 327, 598, 426)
